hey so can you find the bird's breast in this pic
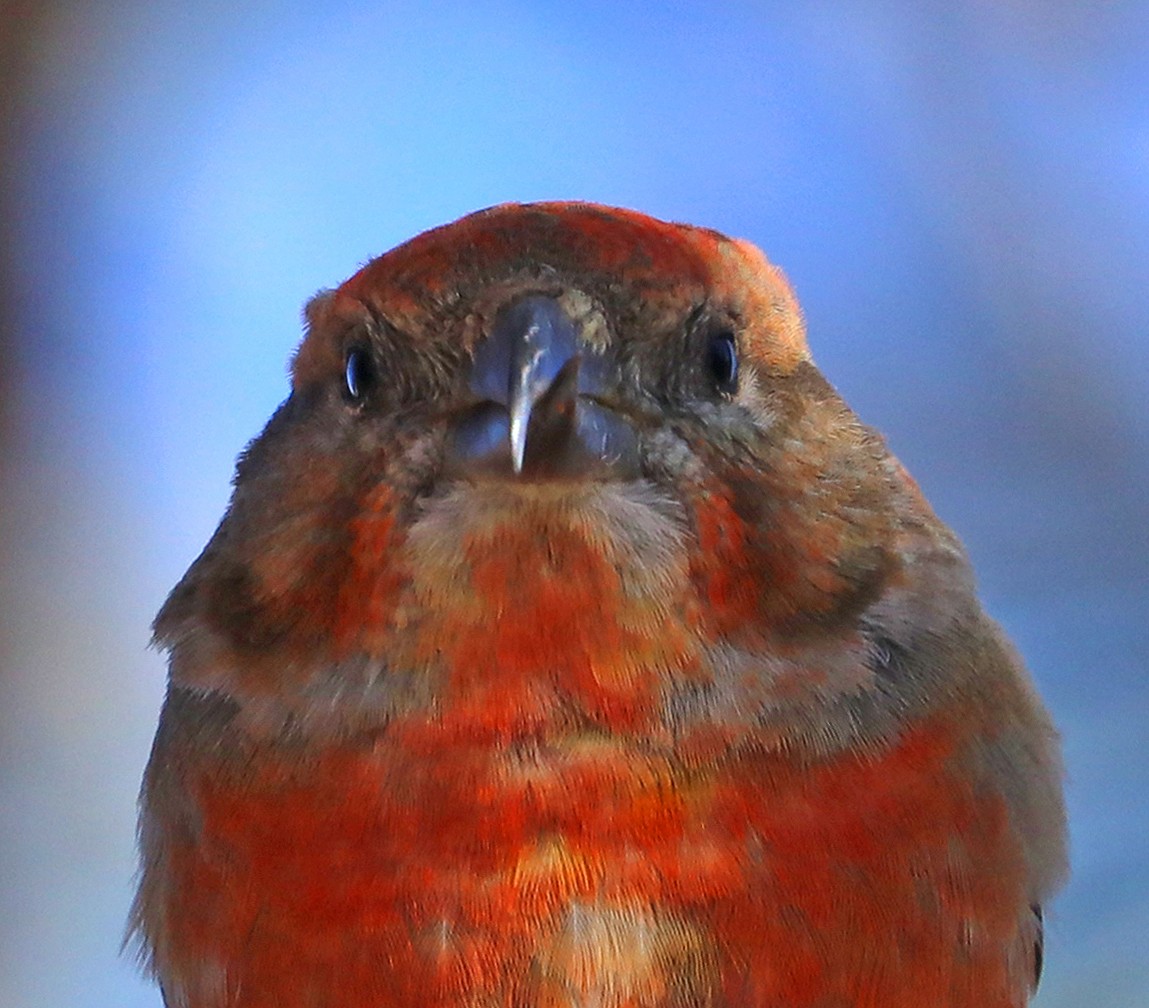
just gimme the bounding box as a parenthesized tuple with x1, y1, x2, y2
(157, 482, 1031, 1006)
(169, 694, 1029, 1007)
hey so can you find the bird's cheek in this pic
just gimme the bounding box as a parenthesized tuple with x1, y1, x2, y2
(686, 479, 872, 641)
(328, 482, 410, 659)
(230, 473, 409, 665)
(688, 488, 763, 638)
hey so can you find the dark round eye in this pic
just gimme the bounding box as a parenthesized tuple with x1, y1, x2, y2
(705, 331, 739, 394)
(343, 347, 376, 401)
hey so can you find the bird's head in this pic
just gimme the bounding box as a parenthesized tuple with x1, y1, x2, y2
(290, 201, 811, 486)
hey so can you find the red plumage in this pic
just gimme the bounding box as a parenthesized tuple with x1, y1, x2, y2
(133, 203, 1066, 1007)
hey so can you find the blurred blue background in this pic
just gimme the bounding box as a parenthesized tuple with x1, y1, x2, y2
(1, 2, 1146, 1005)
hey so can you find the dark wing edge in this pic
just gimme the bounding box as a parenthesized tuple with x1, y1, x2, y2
(1031, 903, 1045, 992)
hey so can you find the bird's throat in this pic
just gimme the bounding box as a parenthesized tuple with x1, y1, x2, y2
(400, 479, 696, 737)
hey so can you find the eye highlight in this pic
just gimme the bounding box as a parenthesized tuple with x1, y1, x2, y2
(343, 347, 376, 402)
(705, 331, 739, 394)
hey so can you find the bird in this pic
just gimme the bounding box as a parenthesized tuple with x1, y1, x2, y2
(130, 201, 1067, 1008)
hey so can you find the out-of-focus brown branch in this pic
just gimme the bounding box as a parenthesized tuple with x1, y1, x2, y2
(0, 1, 59, 672)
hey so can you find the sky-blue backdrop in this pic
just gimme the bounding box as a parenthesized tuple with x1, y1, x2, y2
(1, 3, 1147, 1005)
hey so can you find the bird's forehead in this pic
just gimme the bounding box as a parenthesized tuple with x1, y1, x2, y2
(343, 202, 713, 317)
(295, 202, 809, 385)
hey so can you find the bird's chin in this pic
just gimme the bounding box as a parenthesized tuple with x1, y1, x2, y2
(445, 396, 641, 483)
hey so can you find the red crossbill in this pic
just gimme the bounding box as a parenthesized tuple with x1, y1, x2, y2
(131, 202, 1067, 1007)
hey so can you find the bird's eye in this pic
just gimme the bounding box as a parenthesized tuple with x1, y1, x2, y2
(706, 331, 739, 394)
(343, 347, 376, 402)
